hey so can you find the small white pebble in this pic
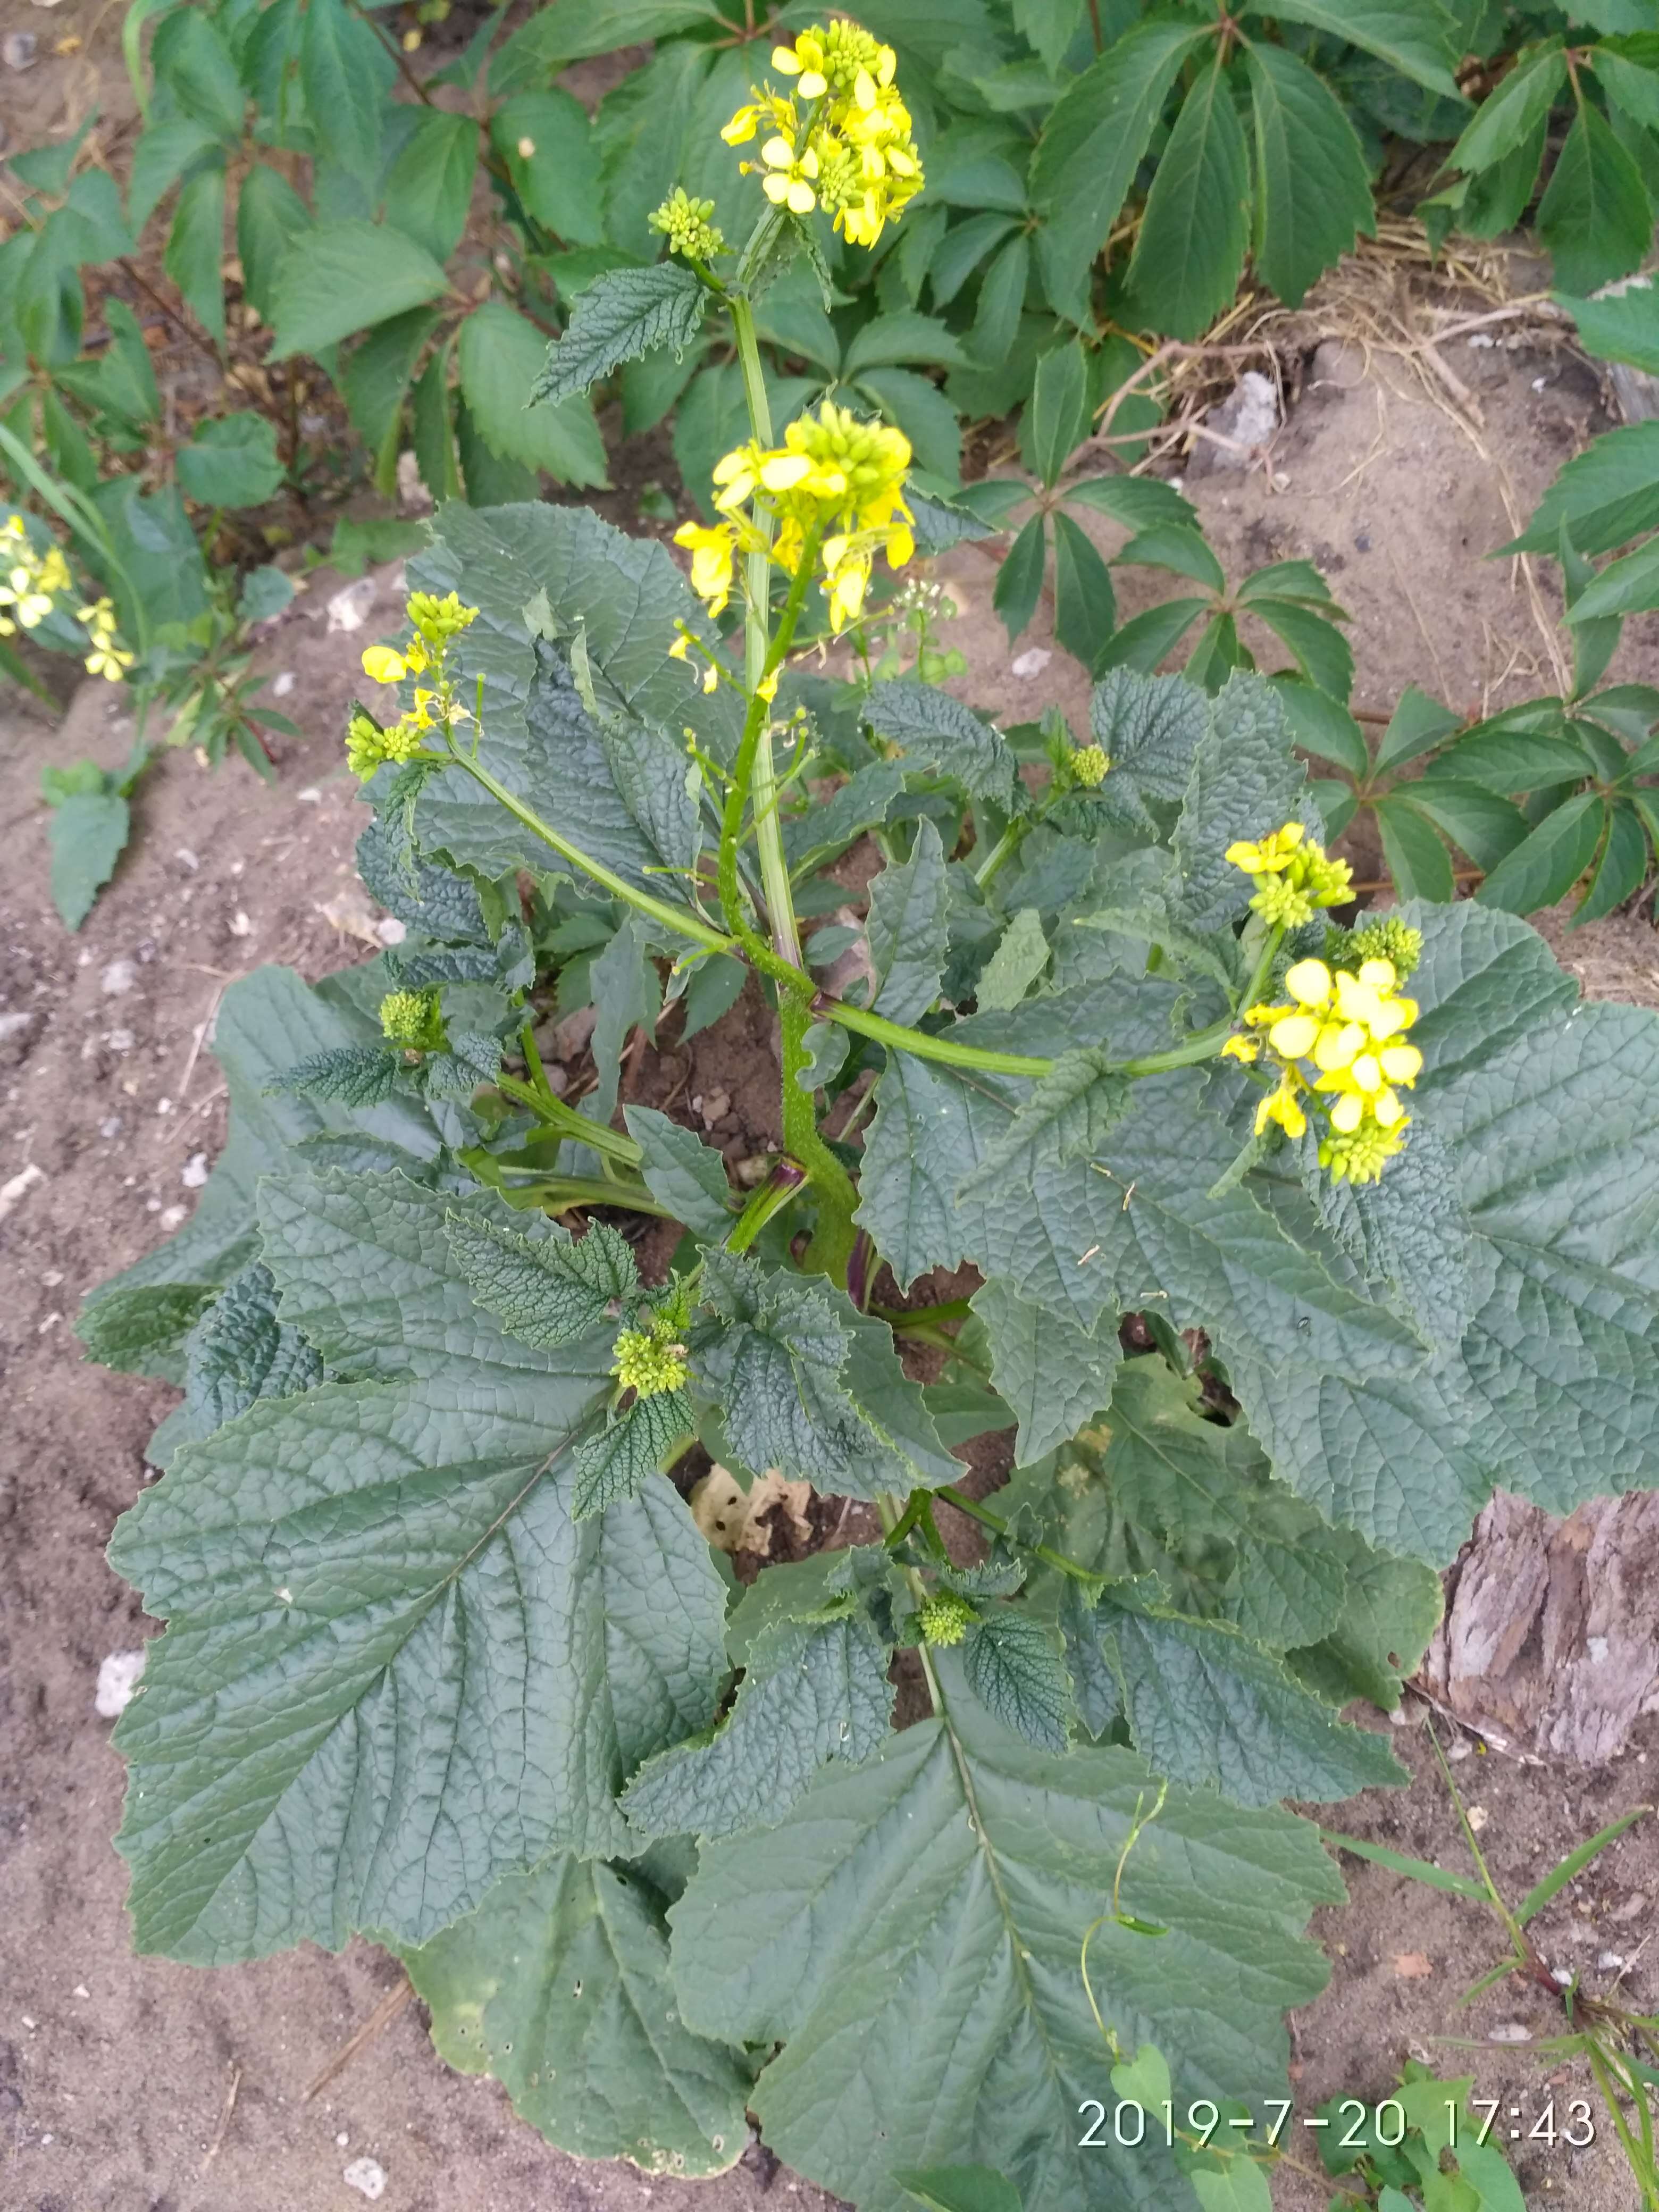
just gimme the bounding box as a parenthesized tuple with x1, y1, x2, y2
(1010, 648, 1051, 680)
(337, 2132, 350, 2148)
(1445, 1739, 1472, 1761)
(156, 1097, 173, 1116)
(38, 1312, 60, 1333)
(229, 911, 254, 937)
(158, 1205, 187, 1231)
(20, 2017, 36, 2032)
(1489, 2023, 1532, 2043)
(174, 848, 200, 873)
(145, 1197, 162, 1213)
(105, 1028, 135, 1053)
(1467, 1805, 1489, 1832)
(41, 1269, 63, 1287)
(1588, 1635, 1610, 1663)
(272, 671, 297, 698)
(1532, 375, 1547, 392)
(39, 2134, 52, 2145)
(100, 958, 137, 996)
(99, 1115, 122, 1138)
(343, 2157, 386, 2200)
(1552, 1967, 1573, 1986)
(1598, 1951, 1626, 1972)
(72, 1986, 89, 1999)
(297, 785, 322, 803)
(181, 1153, 210, 1189)
(1467, 332, 1496, 349)
(0, 1010, 35, 1043)
(0, 1162, 44, 1221)
(375, 917, 407, 946)
(96, 1649, 146, 1717)
(230, 859, 245, 877)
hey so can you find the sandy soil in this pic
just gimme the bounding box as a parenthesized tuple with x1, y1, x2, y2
(3, 309, 1659, 2212)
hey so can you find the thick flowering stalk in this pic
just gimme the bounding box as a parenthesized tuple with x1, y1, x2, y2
(722, 22, 923, 246)
(674, 401, 915, 634)
(347, 590, 478, 778)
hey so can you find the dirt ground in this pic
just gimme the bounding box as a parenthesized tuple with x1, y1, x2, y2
(5, 304, 1659, 2212)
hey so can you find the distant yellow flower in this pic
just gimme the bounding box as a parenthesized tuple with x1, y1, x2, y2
(1228, 820, 1352, 929)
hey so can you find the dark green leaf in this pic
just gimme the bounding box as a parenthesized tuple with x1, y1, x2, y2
(1502, 420, 1659, 555)
(864, 681, 1020, 808)
(1270, 677, 1368, 777)
(1375, 683, 1462, 769)
(151, 5, 246, 139)
(625, 1105, 733, 1241)
(1574, 796, 1648, 922)
(1473, 787, 1604, 911)
(271, 1043, 403, 1105)
(1248, 597, 1353, 701)
(1030, 22, 1210, 313)
(383, 110, 478, 264)
(459, 299, 608, 488)
(341, 305, 439, 459)
(897, 2166, 1024, 2212)
(1126, 57, 1251, 342)
(856, 365, 963, 483)
(959, 1049, 1129, 1194)
(1052, 510, 1117, 669)
(622, 1612, 894, 1839)
(573, 1389, 692, 1518)
(531, 262, 708, 410)
(1095, 597, 1209, 676)
(1027, 339, 1090, 489)
(300, 0, 383, 187)
(491, 90, 604, 247)
(962, 1611, 1071, 1753)
(974, 908, 1051, 1011)
(1402, 781, 1529, 872)
(1251, 0, 1464, 97)
(1174, 673, 1307, 931)
(269, 220, 449, 358)
(165, 169, 227, 350)
(235, 163, 311, 325)
(1450, 39, 1565, 171)
(973, 1277, 1120, 1467)
(77, 1283, 217, 1376)
(1246, 43, 1376, 307)
(994, 513, 1047, 647)
(1569, 534, 1659, 623)
(179, 1262, 323, 1445)
(402, 1857, 751, 2174)
(1536, 103, 1654, 296)
(869, 819, 951, 1024)
(970, 234, 1031, 367)
(1373, 794, 1456, 902)
(175, 413, 283, 508)
(844, 312, 967, 376)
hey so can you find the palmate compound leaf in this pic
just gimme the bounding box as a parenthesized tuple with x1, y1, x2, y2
(398, 1854, 754, 2176)
(1226, 900, 1659, 1562)
(621, 1607, 895, 1840)
(697, 1250, 960, 1498)
(78, 965, 440, 1380)
(107, 1163, 728, 1962)
(668, 1656, 1345, 2212)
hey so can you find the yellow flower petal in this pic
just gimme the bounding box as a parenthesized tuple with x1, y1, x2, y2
(1357, 958, 1398, 991)
(772, 44, 802, 71)
(761, 135, 795, 168)
(361, 645, 407, 685)
(1284, 959, 1332, 1008)
(1313, 1020, 1365, 1072)
(785, 177, 817, 213)
(1379, 1043, 1423, 1084)
(763, 172, 792, 203)
(1268, 1013, 1319, 1060)
(1330, 1091, 1364, 1135)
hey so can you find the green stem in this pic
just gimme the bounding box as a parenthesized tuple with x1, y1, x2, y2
(446, 739, 736, 956)
(973, 818, 1027, 890)
(725, 1158, 810, 1254)
(781, 990, 859, 1278)
(493, 1073, 644, 1166)
(938, 1483, 1105, 1590)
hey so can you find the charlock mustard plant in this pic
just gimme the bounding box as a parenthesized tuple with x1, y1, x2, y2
(82, 18, 1659, 2212)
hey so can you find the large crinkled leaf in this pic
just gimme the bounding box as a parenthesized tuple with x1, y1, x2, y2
(1172, 674, 1310, 931)
(78, 966, 439, 1378)
(1283, 1531, 1443, 1714)
(573, 1388, 692, 1519)
(698, 1252, 958, 1497)
(1227, 903, 1659, 1561)
(420, 638, 697, 896)
(960, 1608, 1073, 1753)
(864, 679, 1021, 809)
(1071, 1597, 1405, 1806)
(621, 1611, 894, 1840)
(1306, 1121, 1477, 1353)
(111, 1381, 727, 1960)
(868, 818, 951, 1024)
(1091, 668, 1210, 814)
(257, 1165, 591, 1384)
(399, 1856, 752, 2175)
(625, 1105, 734, 1241)
(669, 1660, 1343, 2212)
(971, 1276, 1121, 1467)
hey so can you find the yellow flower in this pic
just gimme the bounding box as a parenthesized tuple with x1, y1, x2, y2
(673, 520, 739, 616)
(1254, 1073, 1308, 1141)
(85, 639, 135, 682)
(1220, 1034, 1259, 1064)
(724, 21, 923, 247)
(771, 37, 828, 97)
(611, 1323, 690, 1400)
(1227, 823, 1305, 875)
(362, 644, 408, 685)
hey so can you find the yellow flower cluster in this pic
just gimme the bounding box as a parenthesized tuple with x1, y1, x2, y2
(1069, 743, 1110, 789)
(1, 520, 136, 680)
(1225, 955, 1423, 1183)
(379, 986, 445, 1052)
(649, 188, 725, 261)
(348, 591, 479, 780)
(1226, 819, 1351, 928)
(720, 20, 923, 247)
(79, 595, 135, 683)
(675, 401, 914, 632)
(611, 1316, 691, 1401)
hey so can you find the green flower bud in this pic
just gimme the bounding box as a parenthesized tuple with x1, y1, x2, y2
(1069, 744, 1110, 790)
(379, 986, 446, 1051)
(917, 1591, 975, 1647)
